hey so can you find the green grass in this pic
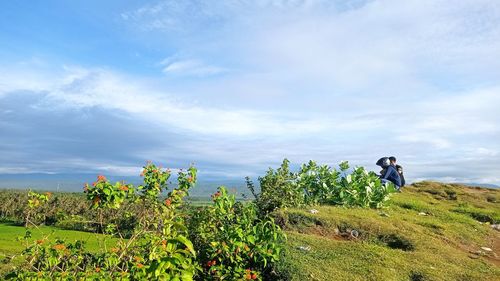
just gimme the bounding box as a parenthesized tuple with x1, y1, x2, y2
(277, 182, 500, 281)
(0, 223, 118, 275)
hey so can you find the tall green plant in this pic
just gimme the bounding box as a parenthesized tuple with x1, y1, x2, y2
(189, 187, 285, 280)
(256, 159, 303, 214)
(248, 159, 396, 212)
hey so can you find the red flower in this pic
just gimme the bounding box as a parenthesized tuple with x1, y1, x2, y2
(212, 191, 221, 200)
(97, 175, 107, 182)
(165, 198, 171, 206)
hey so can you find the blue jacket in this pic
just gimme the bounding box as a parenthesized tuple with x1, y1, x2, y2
(381, 165, 401, 187)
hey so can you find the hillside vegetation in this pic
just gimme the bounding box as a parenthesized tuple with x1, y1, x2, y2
(276, 181, 500, 281)
(0, 175, 498, 280)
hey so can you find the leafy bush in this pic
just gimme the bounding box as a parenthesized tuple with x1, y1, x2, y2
(188, 187, 285, 280)
(7, 162, 198, 280)
(249, 159, 396, 213)
(255, 159, 303, 214)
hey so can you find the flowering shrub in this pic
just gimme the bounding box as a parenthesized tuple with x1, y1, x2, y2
(189, 187, 285, 280)
(84, 175, 134, 209)
(249, 159, 396, 212)
(328, 163, 396, 208)
(7, 162, 198, 280)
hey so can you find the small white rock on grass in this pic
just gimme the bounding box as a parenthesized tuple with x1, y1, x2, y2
(298, 246, 311, 252)
(481, 247, 493, 252)
(309, 209, 319, 214)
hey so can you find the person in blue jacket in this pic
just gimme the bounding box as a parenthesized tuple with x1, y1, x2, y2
(376, 157, 401, 190)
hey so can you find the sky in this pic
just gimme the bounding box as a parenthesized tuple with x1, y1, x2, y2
(1, 0, 500, 186)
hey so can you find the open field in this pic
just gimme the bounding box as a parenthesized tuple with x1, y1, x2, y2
(0, 223, 118, 275)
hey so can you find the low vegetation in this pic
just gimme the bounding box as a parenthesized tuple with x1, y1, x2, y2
(278, 182, 499, 280)
(0, 160, 498, 280)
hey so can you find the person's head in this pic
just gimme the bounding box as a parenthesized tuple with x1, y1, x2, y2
(376, 157, 390, 168)
(389, 156, 397, 165)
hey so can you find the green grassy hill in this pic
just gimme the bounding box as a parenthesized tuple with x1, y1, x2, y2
(0, 182, 498, 280)
(277, 181, 499, 280)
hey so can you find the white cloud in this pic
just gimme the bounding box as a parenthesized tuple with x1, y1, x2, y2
(2, 1, 500, 185)
(2, 65, 329, 137)
(160, 58, 226, 76)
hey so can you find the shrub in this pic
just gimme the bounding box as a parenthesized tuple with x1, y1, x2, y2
(188, 187, 285, 280)
(249, 159, 396, 213)
(256, 159, 303, 214)
(7, 162, 198, 280)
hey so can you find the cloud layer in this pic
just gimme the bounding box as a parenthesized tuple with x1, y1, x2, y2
(1, 0, 500, 185)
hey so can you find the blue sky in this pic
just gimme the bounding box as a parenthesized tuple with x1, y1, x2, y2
(1, 0, 500, 185)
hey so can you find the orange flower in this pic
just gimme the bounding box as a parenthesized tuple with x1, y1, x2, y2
(165, 198, 171, 206)
(119, 185, 129, 191)
(36, 239, 44, 245)
(53, 244, 66, 251)
(251, 273, 257, 280)
(212, 191, 221, 199)
(161, 240, 167, 248)
(134, 256, 141, 262)
(97, 175, 107, 182)
(187, 176, 193, 183)
(92, 182, 96, 187)
(110, 247, 119, 253)
(137, 263, 144, 268)
(45, 192, 52, 198)
(95, 267, 101, 273)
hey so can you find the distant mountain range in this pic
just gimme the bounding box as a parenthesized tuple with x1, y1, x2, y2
(0, 173, 251, 197)
(456, 182, 499, 189)
(1, 174, 498, 197)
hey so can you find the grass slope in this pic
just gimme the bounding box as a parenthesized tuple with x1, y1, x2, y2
(278, 182, 500, 281)
(0, 223, 118, 275)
